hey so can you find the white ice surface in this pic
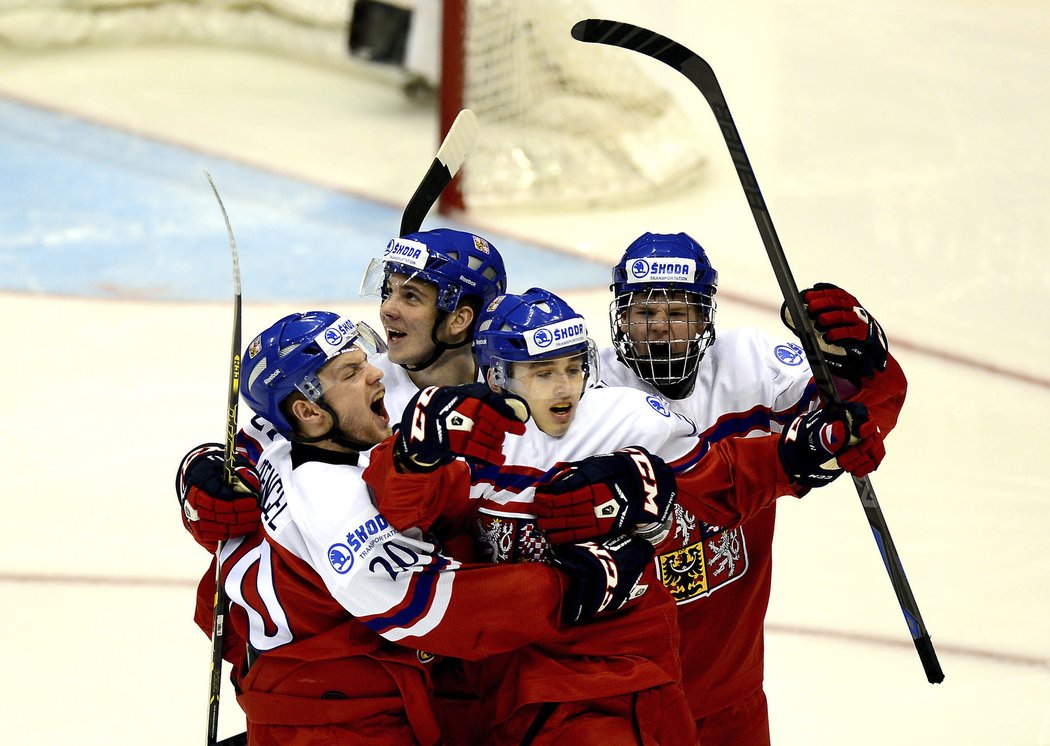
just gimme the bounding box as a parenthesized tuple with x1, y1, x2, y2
(1, 1, 1048, 743)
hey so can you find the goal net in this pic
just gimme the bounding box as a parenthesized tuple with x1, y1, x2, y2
(0, 0, 706, 211)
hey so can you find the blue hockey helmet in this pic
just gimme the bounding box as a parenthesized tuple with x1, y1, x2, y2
(359, 228, 508, 312)
(241, 311, 386, 437)
(474, 287, 598, 389)
(610, 232, 718, 398)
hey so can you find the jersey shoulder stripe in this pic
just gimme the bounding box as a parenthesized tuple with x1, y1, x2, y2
(360, 552, 452, 636)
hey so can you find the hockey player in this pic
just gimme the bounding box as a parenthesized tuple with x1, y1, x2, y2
(364, 287, 881, 745)
(198, 308, 653, 745)
(584, 232, 906, 745)
(176, 228, 515, 742)
(358, 226, 508, 417)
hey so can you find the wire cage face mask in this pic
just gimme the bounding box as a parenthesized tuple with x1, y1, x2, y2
(610, 288, 715, 392)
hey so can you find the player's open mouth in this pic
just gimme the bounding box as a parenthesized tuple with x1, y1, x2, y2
(549, 402, 573, 419)
(384, 327, 407, 343)
(371, 392, 388, 423)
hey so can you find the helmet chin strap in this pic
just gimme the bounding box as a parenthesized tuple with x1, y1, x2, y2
(402, 311, 473, 373)
(292, 399, 375, 453)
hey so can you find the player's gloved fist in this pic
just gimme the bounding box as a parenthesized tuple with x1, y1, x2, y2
(550, 533, 655, 624)
(778, 402, 876, 488)
(832, 409, 886, 478)
(395, 383, 529, 472)
(781, 282, 888, 383)
(176, 443, 261, 551)
(533, 446, 677, 545)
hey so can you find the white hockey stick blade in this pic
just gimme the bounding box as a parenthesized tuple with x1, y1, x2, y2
(436, 108, 478, 175)
(400, 109, 479, 236)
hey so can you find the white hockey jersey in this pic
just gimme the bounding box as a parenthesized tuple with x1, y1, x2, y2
(469, 385, 706, 563)
(251, 438, 457, 644)
(599, 328, 817, 439)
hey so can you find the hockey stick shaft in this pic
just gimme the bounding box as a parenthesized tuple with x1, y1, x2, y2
(400, 108, 479, 236)
(204, 171, 245, 744)
(571, 19, 943, 684)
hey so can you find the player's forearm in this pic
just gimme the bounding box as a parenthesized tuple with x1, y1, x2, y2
(847, 352, 907, 433)
(401, 562, 567, 659)
(363, 437, 474, 531)
(675, 435, 797, 528)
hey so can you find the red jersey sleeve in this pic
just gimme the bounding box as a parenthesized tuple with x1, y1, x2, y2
(362, 437, 476, 535)
(848, 352, 907, 434)
(673, 434, 799, 531)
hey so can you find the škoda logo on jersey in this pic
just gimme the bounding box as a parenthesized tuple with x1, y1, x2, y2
(383, 237, 429, 270)
(656, 506, 748, 604)
(627, 257, 697, 285)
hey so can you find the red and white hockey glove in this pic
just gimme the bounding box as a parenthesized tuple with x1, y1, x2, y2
(550, 533, 655, 624)
(533, 446, 677, 545)
(395, 383, 529, 472)
(781, 282, 889, 383)
(778, 402, 883, 488)
(176, 443, 261, 552)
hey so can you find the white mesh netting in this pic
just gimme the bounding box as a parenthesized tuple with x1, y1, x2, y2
(0, 0, 706, 208)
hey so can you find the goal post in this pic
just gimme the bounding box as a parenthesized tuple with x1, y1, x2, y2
(0, 0, 707, 212)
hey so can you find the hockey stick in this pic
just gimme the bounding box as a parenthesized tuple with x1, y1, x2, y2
(204, 171, 249, 745)
(571, 19, 944, 685)
(400, 108, 479, 236)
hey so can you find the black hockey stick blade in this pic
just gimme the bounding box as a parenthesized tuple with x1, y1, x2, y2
(203, 171, 248, 745)
(205, 171, 244, 490)
(400, 108, 479, 236)
(572, 19, 944, 685)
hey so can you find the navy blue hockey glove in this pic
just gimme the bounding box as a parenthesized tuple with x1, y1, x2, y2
(551, 533, 655, 624)
(778, 402, 882, 487)
(176, 443, 261, 551)
(533, 447, 677, 545)
(395, 383, 529, 472)
(781, 282, 889, 383)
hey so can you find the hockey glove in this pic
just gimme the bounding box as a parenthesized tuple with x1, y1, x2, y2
(395, 383, 529, 472)
(778, 402, 882, 487)
(781, 282, 889, 383)
(533, 446, 677, 545)
(551, 533, 655, 624)
(176, 443, 261, 551)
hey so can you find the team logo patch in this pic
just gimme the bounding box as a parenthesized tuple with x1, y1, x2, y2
(472, 235, 490, 253)
(775, 342, 805, 366)
(248, 335, 263, 358)
(657, 523, 748, 604)
(416, 651, 436, 664)
(328, 543, 355, 574)
(646, 395, 671, 417)
(475, 514, 550, 564)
